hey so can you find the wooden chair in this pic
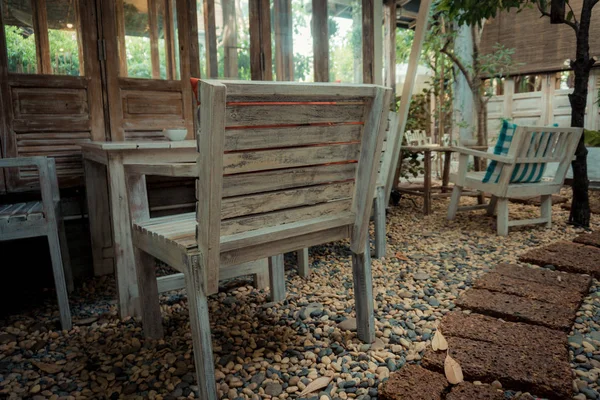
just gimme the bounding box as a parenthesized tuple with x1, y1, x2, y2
(405, 129, 433, 146)
(447, 126, 583, 235)
(294, 112, 402, 276)
(131, 80, 391, 399)
(0, 157, 73, 330)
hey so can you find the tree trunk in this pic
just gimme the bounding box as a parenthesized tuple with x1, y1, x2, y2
(568, 0, 595, 228)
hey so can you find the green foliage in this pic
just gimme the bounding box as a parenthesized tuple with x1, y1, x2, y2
(4, 26, 37, 73)
(395, 28, 414, 64)
(437, 0, 534, 26)
(585, 129, 600, 147)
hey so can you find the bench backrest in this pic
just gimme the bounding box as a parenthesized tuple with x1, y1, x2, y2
(195, 80, 391, 291)
(378, 112, 402, 194)
(494, 126, 583, 188)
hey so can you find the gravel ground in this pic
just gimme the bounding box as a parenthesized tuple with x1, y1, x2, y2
(1, 191, 599, 400)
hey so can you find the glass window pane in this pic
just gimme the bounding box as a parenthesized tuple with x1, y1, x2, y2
(291, 0, 312, 82)
(514, 75, 542, 93)
(47, 0, 82, 75)
(121, 0, 152, 78)
(329, 0, 362, 83)
(2, 0, 38, 74)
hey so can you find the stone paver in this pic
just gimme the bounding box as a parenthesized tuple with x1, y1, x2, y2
(494, 263, 592, 295)
(422, 336, 572, 400)
(446, 382, 505, 400)
(440, 311, 567, 355)
(519, 241, 600, 278)
(379, 364, 448, 400)
(456, 288, 577, 331)
(474, 272, 584, 306)
(574, 231, 600, 248)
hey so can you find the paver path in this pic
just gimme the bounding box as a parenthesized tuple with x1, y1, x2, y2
(382, 232, 596, 400)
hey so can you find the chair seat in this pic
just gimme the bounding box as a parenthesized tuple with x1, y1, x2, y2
(0, 201, 44, 225)
(133, 211, 356, 258)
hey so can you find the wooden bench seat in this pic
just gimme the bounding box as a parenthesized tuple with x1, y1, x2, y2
(0, 201, 45, 223)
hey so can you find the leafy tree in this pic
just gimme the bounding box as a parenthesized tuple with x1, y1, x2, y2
(439, 0, 598, 227)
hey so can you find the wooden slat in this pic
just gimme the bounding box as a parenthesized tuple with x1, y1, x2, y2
(224, 123, 362, 151)
(226, 103, 364, 127)
(222, 163, 357, 197)
(223, 143, 360, 174)
(0, 203, 27, 222)
(196, 81, 227, 295)
(217, 80, 377, 98)
(221, 181, 354, 219)
(221, 198, 352, 236)
(312, 0, 328, 82)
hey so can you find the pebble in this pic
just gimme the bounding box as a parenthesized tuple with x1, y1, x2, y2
(0, 193, 597, 399)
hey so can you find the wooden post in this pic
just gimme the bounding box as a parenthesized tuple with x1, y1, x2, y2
(177, 0, 195, 138)
(115, 0, 128, 77)
(274, 0, 294, 81)
(373, 0, 383, 85)
(249, 0, 272, 80)
(223, 0, 239, 79)
(32, 0, 51, 74)
(550, 0, 566, 24)
(148, 0, 161, 78)
(392, 0, 433, 190)
(312, 0, 328, 82)
(362, 0, 374, 84)
(383, 0, 396, 98)
(204, 0, 218, 77)
(186, 0, 201, 79)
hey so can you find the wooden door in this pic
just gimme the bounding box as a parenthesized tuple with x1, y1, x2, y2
(99, 0, 199, 141)
(0, 0, 105, 191)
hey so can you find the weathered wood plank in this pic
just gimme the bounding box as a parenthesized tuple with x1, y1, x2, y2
(221, 181, 354, 219)
(222, 163, 357, 197)
(223, 143, 360, 174)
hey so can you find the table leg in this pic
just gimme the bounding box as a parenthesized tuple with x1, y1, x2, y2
(424, 150, 432, 215)
(83, 159, 114, 276)
(442, 150, 452, 193)
(107, 154, 140, 318)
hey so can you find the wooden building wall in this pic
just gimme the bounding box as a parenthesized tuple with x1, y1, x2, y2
(480, 0, 600, 75)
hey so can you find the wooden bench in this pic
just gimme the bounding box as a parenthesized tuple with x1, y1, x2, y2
(0, 157, 73, 330)
(448, 126, 583, 235)
(131, 80, 391, 399)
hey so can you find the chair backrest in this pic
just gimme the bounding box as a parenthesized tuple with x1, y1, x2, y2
(195, 80, 391, 289)
(405, 129, 429, 146)
(497, 126, 583, 187)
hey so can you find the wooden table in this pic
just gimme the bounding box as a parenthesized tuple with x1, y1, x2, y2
(397, 145, 487, 214)
(81, 141, 197, 318)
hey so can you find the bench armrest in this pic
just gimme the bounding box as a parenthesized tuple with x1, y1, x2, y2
(0, 156, 49, 169)
(451, 146, 513, 164)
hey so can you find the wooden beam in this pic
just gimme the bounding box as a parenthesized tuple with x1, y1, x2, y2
(249, 0, 272, 80)
(222, 0, 239, 79)
(164, 0, 176, 80)
(312, 0, 328, 82)
(149, 0, 161, 79)
(115, 0, 128, 77)
(32, 0, 51, 74)
(362, 0, 374, 84)
(176, 0, 194, 138)
(384, 0, 396, 98)
(391, 0, 433, 190)
(186, 0, 201, 79)
(275, 0, 294, 81)
(204, 0, 218, 77)
(373, 0, 383, 85)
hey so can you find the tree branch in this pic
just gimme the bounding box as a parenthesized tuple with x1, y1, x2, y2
(536, 0, 579, 32)
(565, 1, 579, 26)
(440, 42, 474, 92)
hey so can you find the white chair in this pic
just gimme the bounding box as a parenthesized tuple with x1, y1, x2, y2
(447, 126, 583, 235)
(405, 129, 433, 146)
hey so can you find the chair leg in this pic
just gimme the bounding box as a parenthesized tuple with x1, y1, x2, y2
(540, 195, 552, 228)
(486, 195, 498, 216)
(253, 259, 270, 290)
(496, 198, 509, 236)
(297, 248, 310, 278)
(47, 232, 72, 331)
(373, 186, 386, 258)
(134, 248, 163, 339)
(447, 186, 463, 220)
(352, 242, 375, 344)
(268, 255, 286, 302)
(56, 218, 74, 293)
(184, 255, 218, 400)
